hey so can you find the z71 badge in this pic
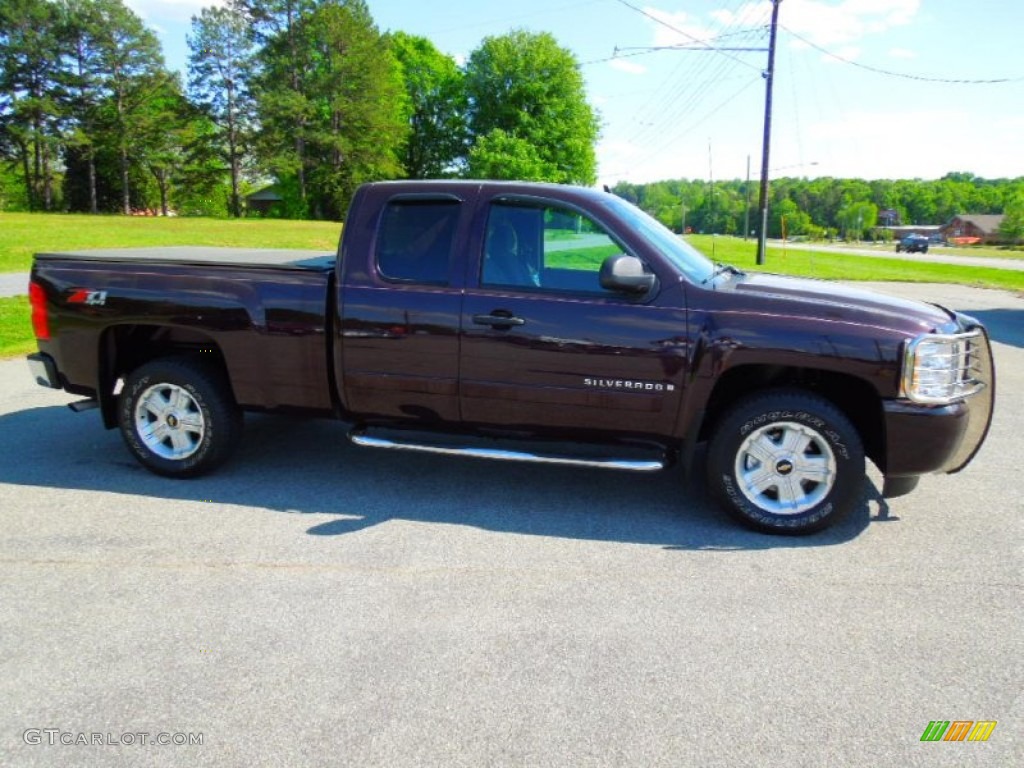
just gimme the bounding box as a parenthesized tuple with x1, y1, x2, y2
(67, 289, 108, 306)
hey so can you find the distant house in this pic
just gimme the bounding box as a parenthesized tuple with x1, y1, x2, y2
(941, 214, 1007, 245)
(245, 185, 283, 216)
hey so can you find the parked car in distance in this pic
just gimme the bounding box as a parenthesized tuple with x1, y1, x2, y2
(896, 233, 930, 253)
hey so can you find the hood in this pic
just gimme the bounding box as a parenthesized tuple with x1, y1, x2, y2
(728, 272, 954, 336)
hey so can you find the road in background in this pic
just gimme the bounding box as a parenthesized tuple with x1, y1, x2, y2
(0, 273, 28, 298)
(1, 284, 1021, 767)
(771, 240, 1024, 272)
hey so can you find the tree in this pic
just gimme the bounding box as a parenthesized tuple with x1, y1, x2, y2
(301, 0, 406, 218)
(999, 194, 1024, 243)
(254, 0, 405, 218)
(232, 0, 319, 202)
(466, 129, 547, 181)
(771, 198, 812, 239)
(133, 75, 194, 216)
(0, 0, 69, 211)
(837, 201, 878, 241)
(83, 1, 168, 213)
(62, 0, 111, 213)
(390, 32, 466, 178)
(188, 5, 257, 217)
(464, 30, 598, 184)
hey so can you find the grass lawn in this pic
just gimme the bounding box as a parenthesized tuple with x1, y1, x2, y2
(686, 235, 1024, 293)
(0, 296, 33, 358)
(0, 212, 341, 273)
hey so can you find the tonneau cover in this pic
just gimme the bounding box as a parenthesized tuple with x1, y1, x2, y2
(35, 246, 335, 271)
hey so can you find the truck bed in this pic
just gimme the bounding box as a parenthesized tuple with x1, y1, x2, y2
(31, 247, 337, 413)
(34, 246, 335, 271)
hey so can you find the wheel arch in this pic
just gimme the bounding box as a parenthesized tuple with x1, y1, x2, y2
(97, 324, 231, 429)
(698, 363, 886, 469)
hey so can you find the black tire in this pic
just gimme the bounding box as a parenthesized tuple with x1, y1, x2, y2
(921, 246, 928, 254)
(117, 357, 242, 478)
(706, 389, 865, 534)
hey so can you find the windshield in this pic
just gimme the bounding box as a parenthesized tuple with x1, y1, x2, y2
(604, 195, 715, 283)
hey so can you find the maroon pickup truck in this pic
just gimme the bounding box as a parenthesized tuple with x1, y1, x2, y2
(26, 181, 995, 533)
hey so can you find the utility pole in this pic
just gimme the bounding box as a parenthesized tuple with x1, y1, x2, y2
(743, 154, 751, 240)
(708, 139, 715, 235)
(755, 0, 782, 265)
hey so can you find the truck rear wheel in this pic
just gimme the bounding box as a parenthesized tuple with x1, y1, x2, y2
(118, 357, 242, 478)
(706, 389, 865, 534)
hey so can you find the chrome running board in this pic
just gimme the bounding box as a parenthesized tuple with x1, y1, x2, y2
(348, 429, 666, 472)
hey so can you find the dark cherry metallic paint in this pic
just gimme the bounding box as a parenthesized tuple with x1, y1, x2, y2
(29, 180, 995, 490)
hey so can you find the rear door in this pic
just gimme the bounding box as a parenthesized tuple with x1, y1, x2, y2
(338, 193, 465, 423)
(459, 196, 688, 437)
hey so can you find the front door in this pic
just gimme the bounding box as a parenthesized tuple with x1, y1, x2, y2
(460, 197, 688, 438)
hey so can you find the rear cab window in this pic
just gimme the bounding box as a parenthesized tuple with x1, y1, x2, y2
(376, 199, 461, 285)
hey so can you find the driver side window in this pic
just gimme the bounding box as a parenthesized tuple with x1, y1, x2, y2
(481, 201, 626, 294)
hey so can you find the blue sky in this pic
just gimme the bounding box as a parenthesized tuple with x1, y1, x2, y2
(127, 0, 1024, 186)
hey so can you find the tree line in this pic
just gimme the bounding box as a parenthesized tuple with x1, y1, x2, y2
(3, 0, 1022, 233)
(0, 0, 598, 219)
(613, 173, 1024, 241)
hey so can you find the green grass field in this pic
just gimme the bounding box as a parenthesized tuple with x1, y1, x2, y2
(2, 213, 1022, 360)
(0, 296, 33, 358)
(685, 235, 1024, 293)
(0, 212, 341, 273)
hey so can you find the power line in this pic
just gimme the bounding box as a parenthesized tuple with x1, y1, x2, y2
(579, 28, 767, 67)
(602, 75, 761, 180)
(598, 0, 769, 181)
(782, 26, 1024, 84)
(612, 0, 763, 72)
(611, 21, 765, 148)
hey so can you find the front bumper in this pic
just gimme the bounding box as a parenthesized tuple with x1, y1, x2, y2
(883, 324, 995, 481)
(27, 352, 61, 389)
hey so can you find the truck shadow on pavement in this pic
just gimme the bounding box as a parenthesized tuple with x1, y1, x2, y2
(0, 406, 879, 550)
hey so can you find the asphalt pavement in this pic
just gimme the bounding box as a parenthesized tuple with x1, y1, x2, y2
(0, 283, 1021, 767)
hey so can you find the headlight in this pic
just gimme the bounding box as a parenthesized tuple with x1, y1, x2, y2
(902, 330, 985, 404)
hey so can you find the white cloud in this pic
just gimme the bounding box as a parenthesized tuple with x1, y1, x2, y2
(641, 6, 719, 49)
(713, 0, 921, 47)
(888, 47, 917, 59)
(600, 139, 642, 158)
(831, 45, 862, 62)
(609, 58, 648, 75)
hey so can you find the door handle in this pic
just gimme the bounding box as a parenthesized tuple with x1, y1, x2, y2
(472, 313, 525, 328)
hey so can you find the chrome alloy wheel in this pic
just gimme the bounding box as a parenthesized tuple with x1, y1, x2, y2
(133, 383, 206, 460)
(733, 421, 836, 515)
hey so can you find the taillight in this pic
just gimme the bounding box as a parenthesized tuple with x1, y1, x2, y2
(29, 281, 50, 340)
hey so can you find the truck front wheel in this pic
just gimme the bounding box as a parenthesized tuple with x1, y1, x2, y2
(706, 390, 865, 534)
(117, 357, 242, 478)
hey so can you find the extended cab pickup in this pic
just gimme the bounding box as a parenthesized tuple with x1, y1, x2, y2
(27, 181, 995, 533)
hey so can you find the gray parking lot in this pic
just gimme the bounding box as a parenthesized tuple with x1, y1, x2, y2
(1, 283, 1021, 767)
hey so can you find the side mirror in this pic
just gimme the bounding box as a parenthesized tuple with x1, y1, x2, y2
(599, 254, 656, 294)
